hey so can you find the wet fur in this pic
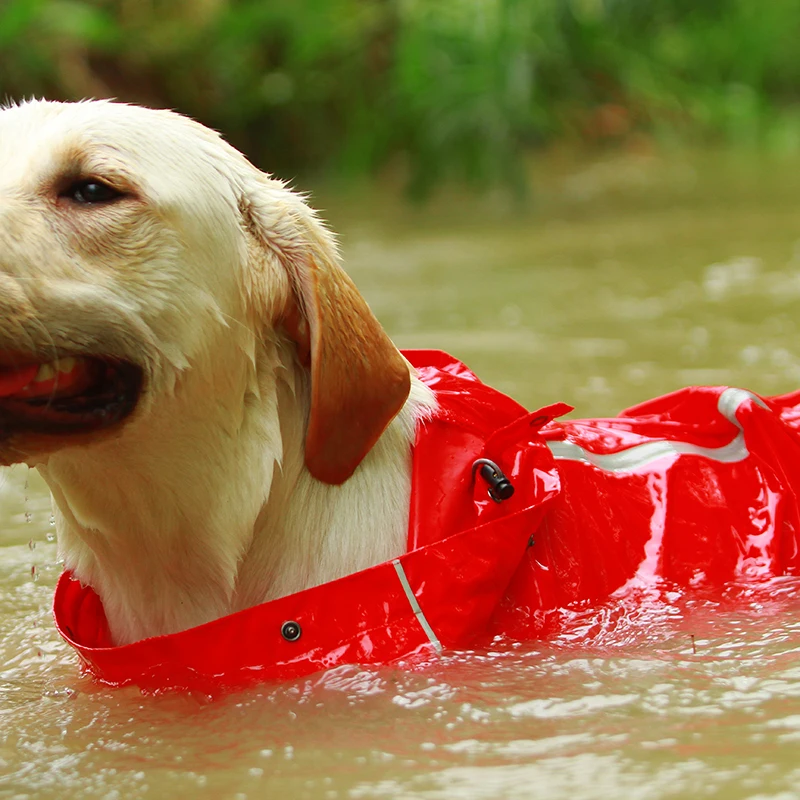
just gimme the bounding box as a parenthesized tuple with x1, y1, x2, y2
(0, 100, 435, 644)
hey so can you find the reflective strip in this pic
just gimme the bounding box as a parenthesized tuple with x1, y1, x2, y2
(717, 387, 768, 424)
(546, 387, 767, 472)
(392, 559, 443, 653)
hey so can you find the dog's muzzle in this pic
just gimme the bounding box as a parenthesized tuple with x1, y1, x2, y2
(0, 352, 143, 438)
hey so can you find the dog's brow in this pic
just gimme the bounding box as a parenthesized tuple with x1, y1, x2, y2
(43, 141, 140, 196)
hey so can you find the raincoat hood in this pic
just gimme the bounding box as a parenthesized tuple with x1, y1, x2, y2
(53, 351, 800, 692)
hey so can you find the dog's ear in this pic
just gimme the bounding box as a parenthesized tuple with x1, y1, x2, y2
(239, 175, 411, 485)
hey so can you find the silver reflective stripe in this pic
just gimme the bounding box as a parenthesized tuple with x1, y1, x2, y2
(392, 559, 443, 653)
(546, 387, 766, 472)
(717, 386, 768, 424)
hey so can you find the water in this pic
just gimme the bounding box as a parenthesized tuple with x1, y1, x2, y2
(4, 149, 800, 798)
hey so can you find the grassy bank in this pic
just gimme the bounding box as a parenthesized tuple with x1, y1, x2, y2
(2, 0, 800, 193)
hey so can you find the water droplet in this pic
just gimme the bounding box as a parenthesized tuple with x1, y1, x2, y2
(49, 513, 55, 527)
(28, 539, 35, 551)
(46, 531, 55, 542)
(45, 687, 77, 700)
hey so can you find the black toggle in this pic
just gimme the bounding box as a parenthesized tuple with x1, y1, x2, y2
(472, 458, 515, 503)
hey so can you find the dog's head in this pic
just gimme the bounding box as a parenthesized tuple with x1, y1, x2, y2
(0, 99, 410, 483)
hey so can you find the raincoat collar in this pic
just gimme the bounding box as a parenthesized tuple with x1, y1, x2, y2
(53, 350, 565, 693)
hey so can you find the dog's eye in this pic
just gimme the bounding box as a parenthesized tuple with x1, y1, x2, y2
(61, 179, 124, 205)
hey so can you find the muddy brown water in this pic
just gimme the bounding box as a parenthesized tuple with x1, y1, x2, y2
(4, 150, 800, 798)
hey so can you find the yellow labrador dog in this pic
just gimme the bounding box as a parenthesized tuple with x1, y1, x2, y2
(0, 99, 435, 645)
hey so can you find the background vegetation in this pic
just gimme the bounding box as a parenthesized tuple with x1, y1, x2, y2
(2, 0, 800, 195)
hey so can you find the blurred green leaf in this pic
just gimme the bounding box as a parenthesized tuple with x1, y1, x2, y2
(0, 0, 43, 45)
(41, 1, 119, 46)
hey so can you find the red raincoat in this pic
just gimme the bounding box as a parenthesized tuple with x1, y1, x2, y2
(53, 351, 800, 691)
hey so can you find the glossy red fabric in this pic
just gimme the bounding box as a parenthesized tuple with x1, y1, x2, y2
(53, 351, 800, 691)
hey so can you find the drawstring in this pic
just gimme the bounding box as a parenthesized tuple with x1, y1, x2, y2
(472, 458, 514, 503)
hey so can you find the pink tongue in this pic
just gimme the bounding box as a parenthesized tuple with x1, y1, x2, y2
(0, 364, 39, 397)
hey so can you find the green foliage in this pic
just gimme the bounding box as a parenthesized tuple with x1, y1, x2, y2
(2, 0, 800, 192)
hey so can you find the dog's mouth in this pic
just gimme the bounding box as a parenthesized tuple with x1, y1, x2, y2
(0, 354, 143, 436)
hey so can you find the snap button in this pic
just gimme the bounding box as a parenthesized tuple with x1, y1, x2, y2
(281, 620, 302, 642)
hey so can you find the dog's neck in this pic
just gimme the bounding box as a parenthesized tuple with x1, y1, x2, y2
(37, 336, 432, 645)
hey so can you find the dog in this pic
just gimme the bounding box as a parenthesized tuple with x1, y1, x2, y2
(0, 98, 436, 647)
(4, 100, 800, 691)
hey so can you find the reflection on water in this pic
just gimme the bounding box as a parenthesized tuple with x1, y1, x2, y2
(4, 150, 800, 797)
